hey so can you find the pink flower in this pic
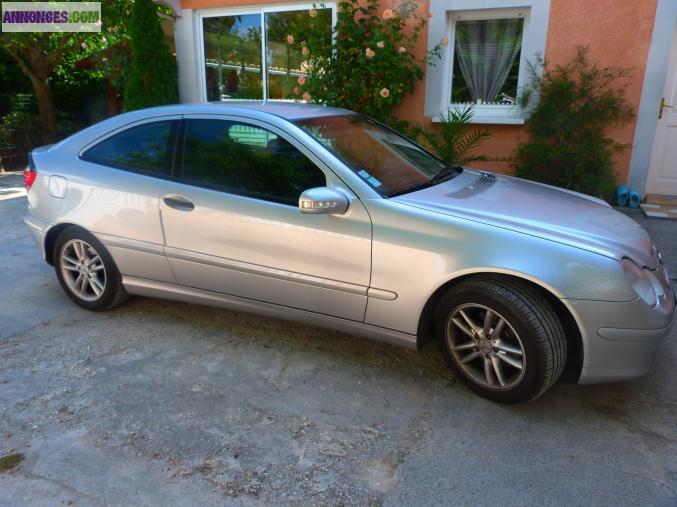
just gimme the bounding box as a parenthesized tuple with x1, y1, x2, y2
(293, 86, 300, 94)
(382, 9, 395, 19)
(302, 46, 309, 56)
(287, 34, 294, 45)
(377, 41, 385, 48)
(309, 7, 317, 17)
(297, 76, 306, 85)
(302, 92, 312, 101)
(441, 37, 449, 47)
(379, 87, 390, 98)
(398, 46, 406, 53)
(365, 47, 375, 58)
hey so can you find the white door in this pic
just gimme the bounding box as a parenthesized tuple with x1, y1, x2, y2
(647, 26, 677, 196)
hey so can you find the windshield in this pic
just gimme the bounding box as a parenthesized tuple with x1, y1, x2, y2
(294, 115, 456, 197)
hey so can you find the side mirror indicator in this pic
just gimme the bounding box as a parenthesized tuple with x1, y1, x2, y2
(299, 187, 349, 215)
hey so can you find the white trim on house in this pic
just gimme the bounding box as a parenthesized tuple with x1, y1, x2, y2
(175, 9, 201, 103)
(626, 0, 677, 196)
(424, 0, 551, 124)
(179, 2, 336, 103)
(436, 7, 528, 125)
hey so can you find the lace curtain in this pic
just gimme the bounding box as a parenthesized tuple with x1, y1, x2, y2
(454, 18, 524, 104)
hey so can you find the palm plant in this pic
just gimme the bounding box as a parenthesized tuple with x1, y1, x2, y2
(412, 105, 491, 165)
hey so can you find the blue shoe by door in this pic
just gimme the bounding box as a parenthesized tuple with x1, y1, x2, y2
(616, 185, 629, 207)
(629, 190, 640, 209)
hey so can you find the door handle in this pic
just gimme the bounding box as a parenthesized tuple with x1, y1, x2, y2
(163, 194, 194, 211)
(659, 97, 673, 119)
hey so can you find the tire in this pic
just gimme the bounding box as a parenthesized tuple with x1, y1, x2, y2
(53, 226, 128, 311)
(434, 275, 566, 403)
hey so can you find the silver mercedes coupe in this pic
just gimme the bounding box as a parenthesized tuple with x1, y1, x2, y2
(23, 102, 675, 403)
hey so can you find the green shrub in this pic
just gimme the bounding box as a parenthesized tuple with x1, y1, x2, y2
(513, 47, 634, 200)
(124, 0, 177, 111)
(412, 105, 491, 165)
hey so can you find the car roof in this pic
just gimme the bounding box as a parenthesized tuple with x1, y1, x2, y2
(55, 101, 356, 154)
(134, 101, 356, 121)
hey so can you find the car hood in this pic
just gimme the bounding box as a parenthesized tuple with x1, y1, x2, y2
(393, 169, 656, 267)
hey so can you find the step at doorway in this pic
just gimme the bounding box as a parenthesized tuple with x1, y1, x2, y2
(641, 195, 677, 220)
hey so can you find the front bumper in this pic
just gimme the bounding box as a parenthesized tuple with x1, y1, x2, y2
(565, 282, 675, 384)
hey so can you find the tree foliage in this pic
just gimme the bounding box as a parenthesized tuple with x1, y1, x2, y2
(124, 0, 177, 111)
(0, 2, 132, 143)
(412, 106, 491, 165)
(513, 47, 634, 199)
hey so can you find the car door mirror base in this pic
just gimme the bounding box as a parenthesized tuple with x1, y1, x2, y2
(299, 187, 349, 215)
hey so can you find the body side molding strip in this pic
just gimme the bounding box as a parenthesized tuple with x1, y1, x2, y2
(99, 237, 399, 301)
(164, 246, 371, 296)
(98, 233, 164, 256)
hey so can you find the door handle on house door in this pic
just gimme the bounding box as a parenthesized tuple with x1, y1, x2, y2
(163, 194, 195, 211)
(659, 97, 673, 119)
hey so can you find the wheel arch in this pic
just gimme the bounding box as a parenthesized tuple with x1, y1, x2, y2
(44, 222, 80, 266)
(416, 270, 583, 380)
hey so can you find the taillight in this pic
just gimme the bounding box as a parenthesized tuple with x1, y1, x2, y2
(24, 153, 36, 191)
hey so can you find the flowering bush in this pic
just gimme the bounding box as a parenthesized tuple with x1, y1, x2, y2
(295, 0, 441, 123)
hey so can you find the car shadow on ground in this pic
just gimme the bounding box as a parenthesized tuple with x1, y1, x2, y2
(109, 292, 658, 414)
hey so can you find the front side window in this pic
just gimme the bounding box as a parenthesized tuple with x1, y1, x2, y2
(202, 6, 333, 101)
(181, 119, 326, 205)
(83, 121, 178, 174)
(295, 115, 452, 197)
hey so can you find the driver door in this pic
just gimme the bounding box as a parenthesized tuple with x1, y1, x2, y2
(159, 115, 372, 321)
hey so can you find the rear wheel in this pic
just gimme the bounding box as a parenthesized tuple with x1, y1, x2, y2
(54, 227, 128, 311)
(435, 276, 567, 403)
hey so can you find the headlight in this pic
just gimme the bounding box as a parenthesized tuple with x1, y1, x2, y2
(622, 258, 657, 306)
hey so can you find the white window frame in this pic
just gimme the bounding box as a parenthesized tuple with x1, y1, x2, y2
(424, 0, 550, 125)
(194, 3, 337, 102)
(439, 7, 529, 124)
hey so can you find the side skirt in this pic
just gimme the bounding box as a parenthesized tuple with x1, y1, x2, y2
(122, 276, 418, 350)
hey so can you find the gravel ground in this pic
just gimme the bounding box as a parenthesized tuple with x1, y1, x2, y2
(1, 171, 676, 506)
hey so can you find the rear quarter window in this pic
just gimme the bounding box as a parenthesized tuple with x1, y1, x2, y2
(82, 120, 178, 175)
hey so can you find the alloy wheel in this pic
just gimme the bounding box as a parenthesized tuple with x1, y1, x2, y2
(445, 303, 526, 390)
(59, 239, 107, 302)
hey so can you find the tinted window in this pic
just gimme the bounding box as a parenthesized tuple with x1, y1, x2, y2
(182, 120, 326, 205)
(83, 121, 178, 174)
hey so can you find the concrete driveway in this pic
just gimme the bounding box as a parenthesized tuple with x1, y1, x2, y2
(1, 171, 676, 506)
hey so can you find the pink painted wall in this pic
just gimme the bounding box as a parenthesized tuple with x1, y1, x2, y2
(182, 0, 658, 179)
(542, 0, 658, 183)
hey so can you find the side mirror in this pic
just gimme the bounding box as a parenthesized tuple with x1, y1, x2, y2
(299, 187, 349, 215)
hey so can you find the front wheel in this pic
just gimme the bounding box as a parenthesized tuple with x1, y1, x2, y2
(435, 276, 567, 403)
(54, 226, 128, 311)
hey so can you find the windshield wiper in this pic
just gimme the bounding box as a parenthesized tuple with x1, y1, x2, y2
(388, 164, 464, 197)
(387, 181, 433, 198)
(430, 165, 463, 185)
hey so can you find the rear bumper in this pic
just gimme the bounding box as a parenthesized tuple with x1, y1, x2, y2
(565, 287, 675, 385)
(24, 212, 51, 260)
